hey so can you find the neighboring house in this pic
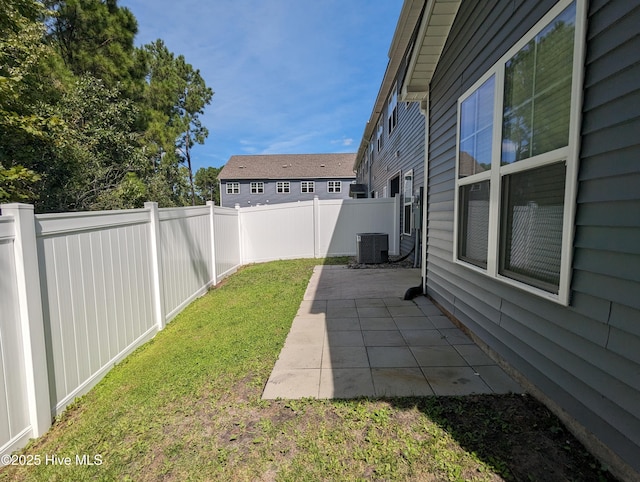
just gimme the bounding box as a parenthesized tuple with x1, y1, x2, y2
(378, 0, 639, 478)
(354, 37, 425, 258)
(218, 153, 356, 208)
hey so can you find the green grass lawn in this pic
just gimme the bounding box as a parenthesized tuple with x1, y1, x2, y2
(0, 259, 616, 481)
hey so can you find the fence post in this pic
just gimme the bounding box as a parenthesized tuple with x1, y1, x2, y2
(235, 204, 244, 265)
(145, 202, 166, 331)
(313, 196, 320, 258)
(1, 203, 52, 437)
(207, 201, 218, 286)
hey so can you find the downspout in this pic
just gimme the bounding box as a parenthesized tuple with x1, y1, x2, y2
(367, 151, 372, 198)
(420, 93, 429, 295)
(404, 93, 429, 300)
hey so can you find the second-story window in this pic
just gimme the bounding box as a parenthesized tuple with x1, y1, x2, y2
(327, 181, 342, 193)
(388, 82, 398, 135)
(226, 182, 239, 194)
(301, 181, 315, 193)
(250, 182, 264, 194)
(276, 181, 290, 193)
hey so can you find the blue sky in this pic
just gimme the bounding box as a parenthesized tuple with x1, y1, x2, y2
(119, 0, 403, 172)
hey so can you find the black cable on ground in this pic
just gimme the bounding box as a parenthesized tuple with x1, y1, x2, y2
(387, 245, 415, 264)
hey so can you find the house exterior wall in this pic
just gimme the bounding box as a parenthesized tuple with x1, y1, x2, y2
(220, 178, 354, 208)
(357, 56, 425, 256)
(426, 0, 640, 473)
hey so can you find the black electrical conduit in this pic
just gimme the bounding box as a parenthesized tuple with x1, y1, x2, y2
(387, 245, 414, 264)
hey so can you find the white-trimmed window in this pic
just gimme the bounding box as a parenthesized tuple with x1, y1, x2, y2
(250, 182, 264, 194)
(276, 181, 290, 193)
(403, 170, 413, 235)
(454, 0, 584, 305)
(301, 181, 315, 193)
(327, 181, 341, 193)
(226, 182, 239, 194)
(388, 82, 398, 135)
(376, 119, 384, 152)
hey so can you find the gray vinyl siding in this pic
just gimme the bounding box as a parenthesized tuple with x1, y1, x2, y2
(427, 0, 640, 472)
(358, 57, 426, 256)
(220, 178, 353, 208)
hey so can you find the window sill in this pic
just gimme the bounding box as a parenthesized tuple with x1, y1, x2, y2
(454, 258, 568, 306)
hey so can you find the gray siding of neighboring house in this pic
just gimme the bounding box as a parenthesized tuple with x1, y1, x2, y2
(220, 178, 353, 208)
(427, 0, 640, 472)
(358, 57, 425, 257)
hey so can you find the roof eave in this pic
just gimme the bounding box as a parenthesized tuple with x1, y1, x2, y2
(400, 0, 461, 103)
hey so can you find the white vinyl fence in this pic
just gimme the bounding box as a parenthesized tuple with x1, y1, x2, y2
(239, 197, 399, 263)
(0, 196, 398, 459)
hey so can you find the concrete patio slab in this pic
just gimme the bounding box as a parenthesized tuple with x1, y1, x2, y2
(439, 328, 474, 345)
(262, 368, 320, 399)
(355, 298, 386, 307)
(327, 306, 359, 318)
(326, 330, 364, 347)
(262, 265, 523, 400)
(322, 346, 369, 368)
(359, 318, 396, 331)
(274, 344, 323, 369)
(357, 306, 392, 318)
(454, 344, 496, 366)
(367, 346, 418, 368)
(474, 365, 524, 394)
(428, 315, 457, 329)
(411, 345, 468, 367)
(372, 368, 435, 397)
(326, 318, 360, 331)
(288, 317, 325, 334)
(401, 329, 449, 346)
(319, 368, 375, 398)
(394, 316, 436, 330)
(362, 330, 406, 347)
(422, 367, 493, 396)
(387, 305, 424, 317)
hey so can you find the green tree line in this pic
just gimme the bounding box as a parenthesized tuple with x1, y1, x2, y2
(1, 0, 220, 212)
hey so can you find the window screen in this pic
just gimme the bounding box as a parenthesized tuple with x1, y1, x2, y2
(500, 162, 566, 292)
(458, 181, 490, 268)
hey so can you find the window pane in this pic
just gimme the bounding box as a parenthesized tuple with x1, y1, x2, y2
(502, 102, 532, 162)
(477, 79, 495, 129)
(476, 125, 493, 169)
(459, 76, 494, 178)
(403, 172, 413, 205)
(535, 5, 576, 94)
(500, 162, 566, 292)
(532, 77, 572, 156)
(404, 204, 412, 235)
(460, 94, 477, 139)
(458, 181, 490, 268)
(502, 2, 575, 164)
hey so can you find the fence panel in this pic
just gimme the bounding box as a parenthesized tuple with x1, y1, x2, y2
(213, 206, 241, 280)
(159, 206, 213, 321)
(0, 197, 398, 460)
(240, 202, 315, 264)
(0, 217, 31, 455)
(316, 198, 398, 257)
(35, 210, 156, 415)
